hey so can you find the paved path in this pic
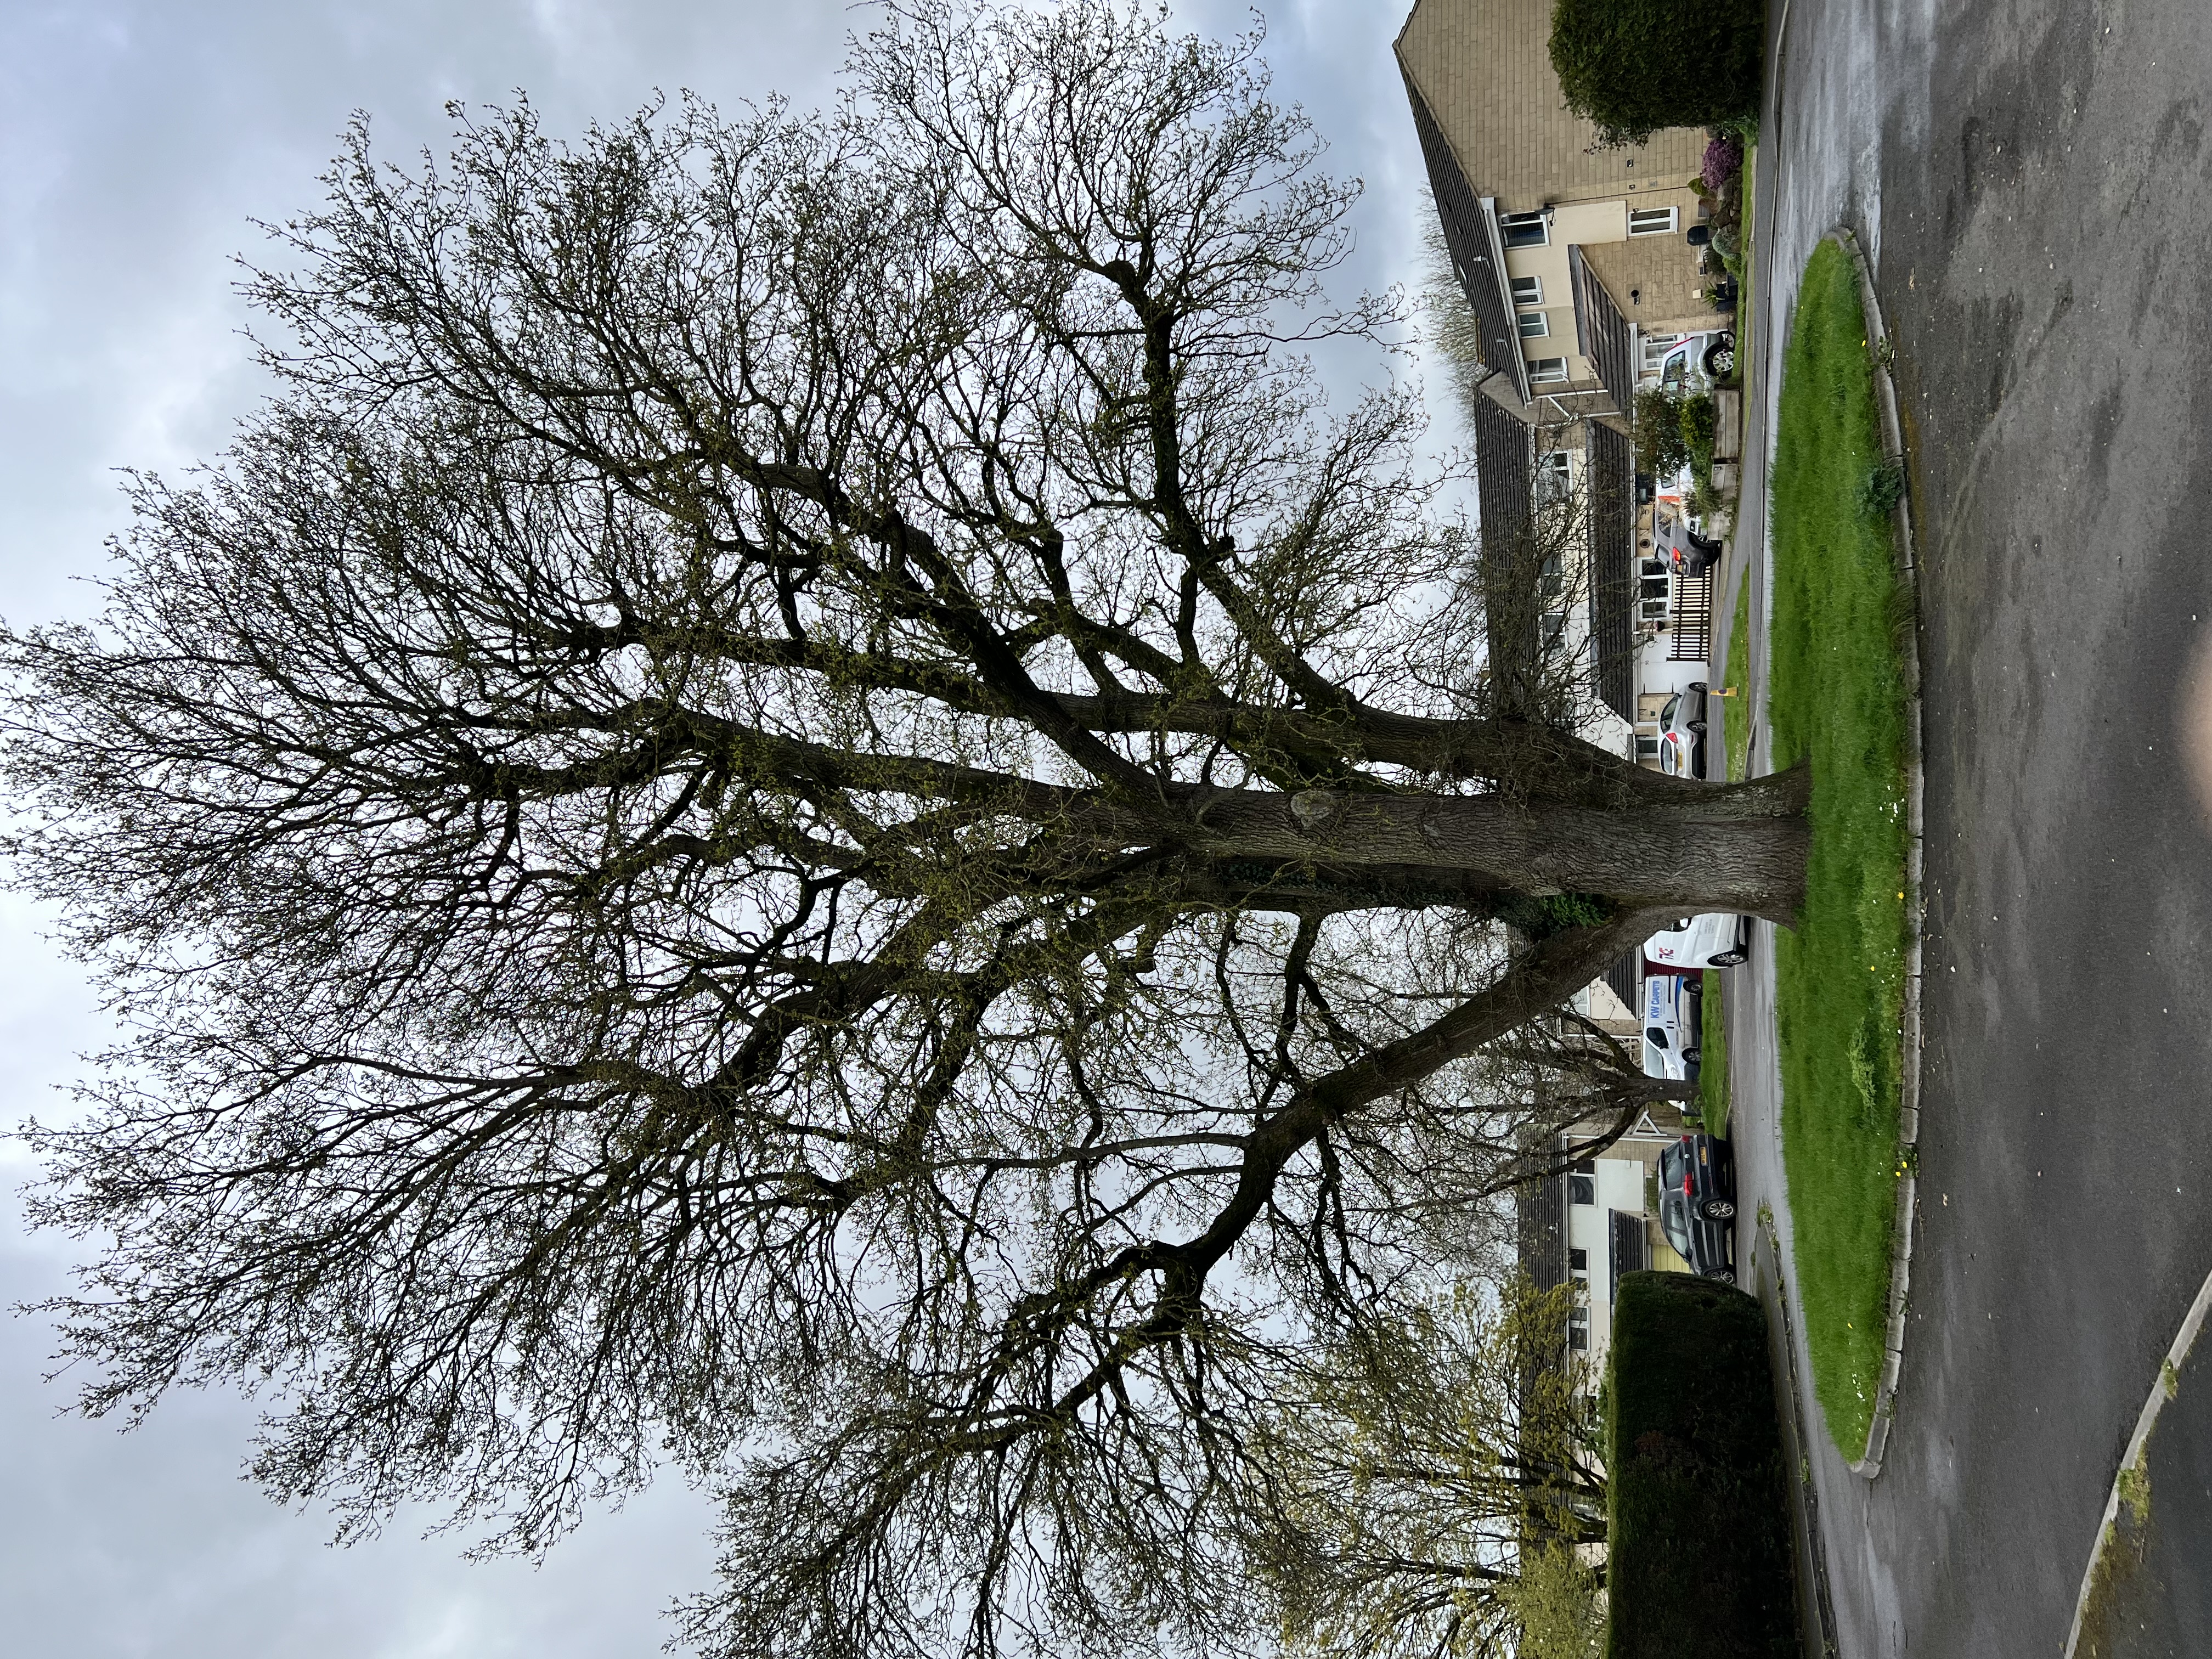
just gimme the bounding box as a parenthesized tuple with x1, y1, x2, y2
(1724, 0, 2212, 1654)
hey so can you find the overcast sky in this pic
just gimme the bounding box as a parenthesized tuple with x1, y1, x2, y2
(0, 3, 1431, 1654)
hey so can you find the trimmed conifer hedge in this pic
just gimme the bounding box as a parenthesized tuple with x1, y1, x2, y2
(1549, 0, 1767, 149)
(1604, 1271, 1799, 1659)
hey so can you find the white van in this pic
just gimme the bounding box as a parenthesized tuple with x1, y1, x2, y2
(1641, 972, 1702, 1082)
(1644, 913, 1750, 972)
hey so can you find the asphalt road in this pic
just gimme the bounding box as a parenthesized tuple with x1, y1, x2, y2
(1720, 0, 2212, 1654)
(2078, 1327, 2212, 1659)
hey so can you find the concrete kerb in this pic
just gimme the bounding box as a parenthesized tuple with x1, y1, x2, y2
(1828, 224, 1927, 1482)
(2061, 1263, 2212, 1658)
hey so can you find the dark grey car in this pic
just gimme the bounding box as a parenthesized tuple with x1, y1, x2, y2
(1657, 1132, 1736, 1282)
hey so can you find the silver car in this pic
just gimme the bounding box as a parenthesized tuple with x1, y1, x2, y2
(1656, 684, 1709, 780)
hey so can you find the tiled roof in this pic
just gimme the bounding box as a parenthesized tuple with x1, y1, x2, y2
(1402, 64, 1526, 405)
(1570, 244, 1636, 413)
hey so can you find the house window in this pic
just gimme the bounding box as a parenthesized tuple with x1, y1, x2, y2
(1568, 1309, 1590, 1350)
(1568, 1247, 1589, 1272)
(1500, 211, 1549, 248)
(1517, 309, 1550, 338)
(1570, 1173, 1596, 1206)
(1537, 450, 1571, 499)
(1526, 356, 1570, 385)
(1629, 205, 1680, 236)
(1510, 274, 1544, 306)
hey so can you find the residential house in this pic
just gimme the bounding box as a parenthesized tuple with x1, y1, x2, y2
(1395, 0, 1722, 424)
(1517, 1107, 1697, 1384)
(1399, 0, 1727, 745)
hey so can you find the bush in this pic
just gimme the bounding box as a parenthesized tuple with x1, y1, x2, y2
(1701, 132, 1745, 193)
(1605, 1273, 1798, 1659)
(1500, 891, 1616, 939)
(1680, 392, 1719, 470)
(1858, 460, 1906, 521)
(1549, 0, 1769, 149)
(1634, 388, 1690, 477)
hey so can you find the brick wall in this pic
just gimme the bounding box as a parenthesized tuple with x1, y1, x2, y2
(1578, 185, 1716, 338)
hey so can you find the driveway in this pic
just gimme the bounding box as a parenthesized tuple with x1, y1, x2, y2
(1722, 0, 2212, 1654)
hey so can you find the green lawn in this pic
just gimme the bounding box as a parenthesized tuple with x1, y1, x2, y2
(1695, 137, 1758, 1147)
(1695, 972, 1729, 1137)
(1723, 574, 1752, 785)
(1693, 573, 1752, 1138)
(1767, 238, 1913, 1458)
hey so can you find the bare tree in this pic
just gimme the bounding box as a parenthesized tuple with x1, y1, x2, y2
(1, 5, 1799, 1656)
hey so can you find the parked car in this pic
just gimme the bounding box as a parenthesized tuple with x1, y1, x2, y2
(1641, 971, 1702, 1083)
(1655, 507, 1724, 575)
(1645, 912, 1751, 972)
(1657, 1132, 1737, 1281)
(1656, 682, 1708, 779)
(1648, 330, 1737, 398)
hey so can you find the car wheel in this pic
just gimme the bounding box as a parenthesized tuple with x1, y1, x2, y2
(1701, 1198, 1736, 1221)
(1683, 1045, 1701, 1065)
(1688, 718, 1707, 733)
(1702, 1265, 1735, 1283)
(1702, 336, 1736, 378)
(1689, 680, 1707, 693)
(1710, 948, 1747, 967)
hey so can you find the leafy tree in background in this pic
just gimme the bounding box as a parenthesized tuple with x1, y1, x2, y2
(1549, 0, 1768, 149)
(1254, 1281, 1606, 1659)
(2, 3, 1801, 1655)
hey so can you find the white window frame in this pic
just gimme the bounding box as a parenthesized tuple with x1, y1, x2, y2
(1510, 274, 1544, 306)
(1517, 309, 1550, 339)
(1526, 356, 1570, 385)
(1628, 205, 1680, 236)
(1499, 210, 1550, 248)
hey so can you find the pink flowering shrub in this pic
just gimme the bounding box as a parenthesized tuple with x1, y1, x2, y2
(1701, 132, 1744, 192)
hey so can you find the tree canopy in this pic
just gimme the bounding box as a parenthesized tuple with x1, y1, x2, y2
(2, 4, 1801, 1655)
(1549, 0, 1767, 150)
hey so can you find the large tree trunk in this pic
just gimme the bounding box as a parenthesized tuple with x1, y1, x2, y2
(1134, 765, 1812, 921)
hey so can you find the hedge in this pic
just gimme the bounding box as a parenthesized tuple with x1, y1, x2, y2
(1604, 1272, 1798, 1659)
(1549, 0, 1767, 149)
